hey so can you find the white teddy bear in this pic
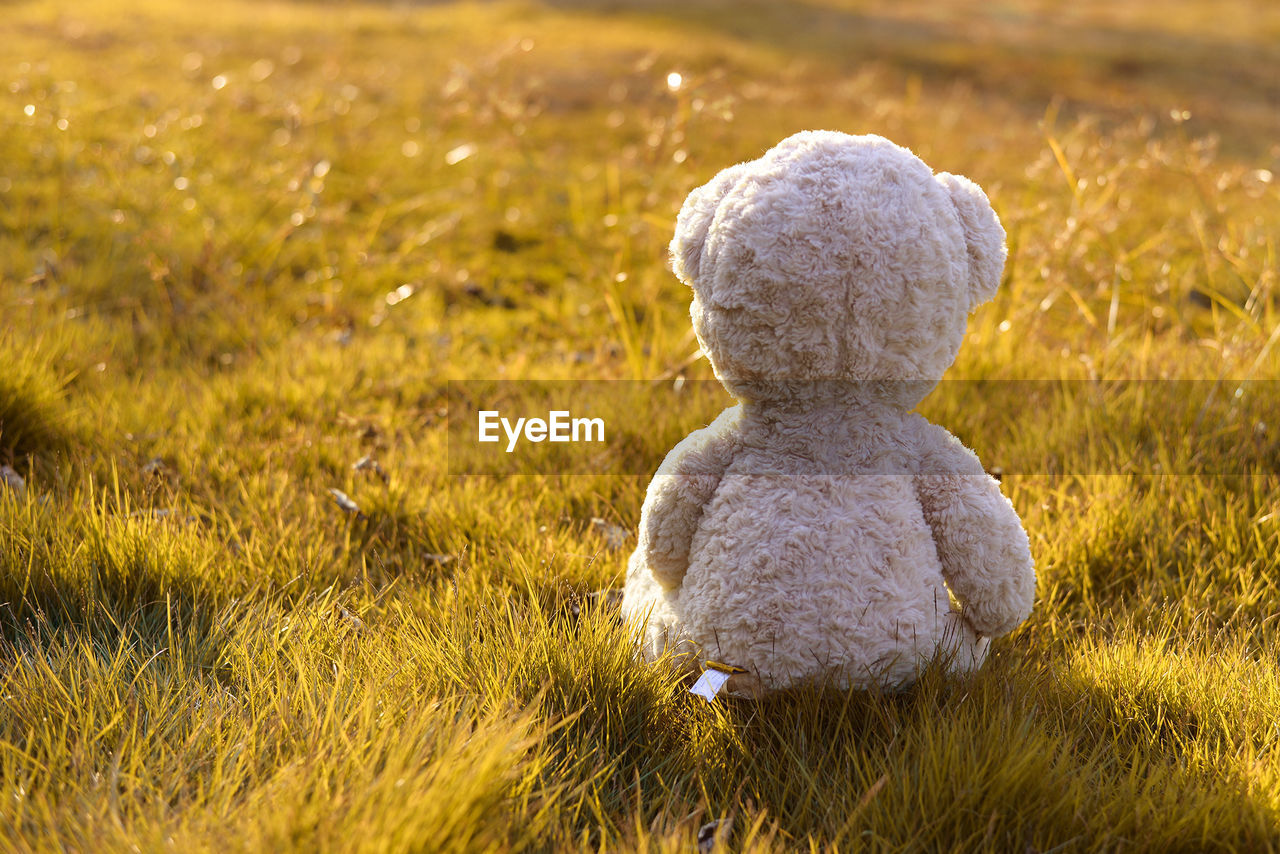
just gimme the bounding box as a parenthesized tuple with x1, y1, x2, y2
(620, 131, 1035, 694)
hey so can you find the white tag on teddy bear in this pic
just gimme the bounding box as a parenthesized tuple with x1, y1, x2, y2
(689, 668, 732, 701)
(689, 661, 747, 701)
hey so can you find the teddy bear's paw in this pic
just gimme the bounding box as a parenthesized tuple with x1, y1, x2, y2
(938, 610, 991, 674)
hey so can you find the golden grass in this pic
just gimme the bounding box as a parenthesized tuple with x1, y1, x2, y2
(2, 0, 1279, 849)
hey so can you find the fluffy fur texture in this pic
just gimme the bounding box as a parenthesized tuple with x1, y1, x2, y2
(621, 131, 1035, 693)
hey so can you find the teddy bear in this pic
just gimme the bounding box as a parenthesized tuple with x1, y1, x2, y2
(620, 131, 1035, 694)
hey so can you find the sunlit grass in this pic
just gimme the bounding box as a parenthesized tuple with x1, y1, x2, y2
(2, 0, 1280, 849)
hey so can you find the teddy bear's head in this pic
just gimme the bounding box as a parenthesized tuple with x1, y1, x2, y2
(671, 131, 1006, 407)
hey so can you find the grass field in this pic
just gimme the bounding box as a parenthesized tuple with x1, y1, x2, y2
(3, 0, 1280, 850)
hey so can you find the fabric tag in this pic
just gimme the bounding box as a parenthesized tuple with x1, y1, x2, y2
(689, 668, 732, 701)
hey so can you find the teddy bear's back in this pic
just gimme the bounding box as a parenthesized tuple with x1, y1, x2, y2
(679, 469, 952, 689)
(669, 410, 960, 689)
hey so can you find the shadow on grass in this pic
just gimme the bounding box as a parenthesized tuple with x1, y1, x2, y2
(751, 670, 1259, 846)
(0, 364, 80, 473)
(0, 488, 237, 644)
(616, 649, 1279, 848)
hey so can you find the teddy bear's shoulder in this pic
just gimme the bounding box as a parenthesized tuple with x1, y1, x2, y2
(654, 405, 744, 478)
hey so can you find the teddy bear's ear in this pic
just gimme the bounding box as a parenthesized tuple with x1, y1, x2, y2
(670, 163, 749, 288)
(936, 172, 1007, 310)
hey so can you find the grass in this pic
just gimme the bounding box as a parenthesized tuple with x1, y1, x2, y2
(2, 0, 1279, 849)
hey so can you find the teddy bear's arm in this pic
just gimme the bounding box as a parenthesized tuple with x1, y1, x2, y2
(638, 408, 741, 591)
(914, 430, 1035, 637)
